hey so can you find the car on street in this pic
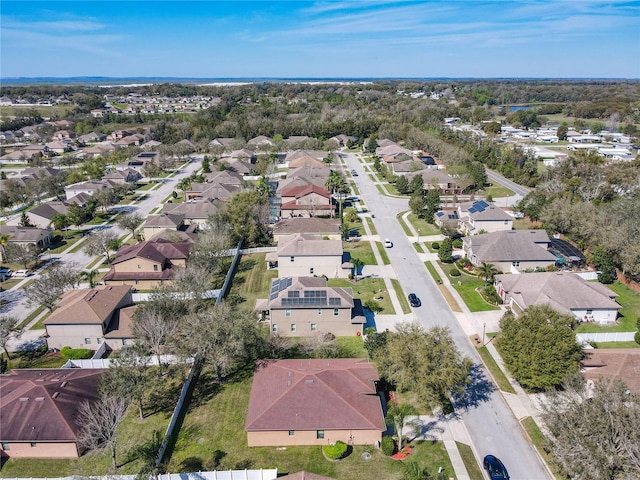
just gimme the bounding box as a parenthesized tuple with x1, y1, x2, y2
(408, 293, 421, 307)
(384, 239, 393, 248)
(483, 455, 509, 480)
(12, 269, 31, 278)
(351, 169, 358, 176)
(0, 269, 12, 281)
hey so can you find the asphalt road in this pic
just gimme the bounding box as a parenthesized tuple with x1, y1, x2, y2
(341, 152, 551, 480)
(486, 169, 531, 198)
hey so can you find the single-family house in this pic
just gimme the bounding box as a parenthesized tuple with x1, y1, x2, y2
(463, 229, 557, 272)
(256, 276, 365, 337)
(201, 169, 244, 186)
(102, 168, 141, 185)
(269, 233, 351, 278)
(582, 349, 640, 394)
(44, 285, 134, 350)
(64, 180, 113, 201)
(141, 213, 185, 240)
(494, 272, 620, 324)
(0, 369, 105, 459)
(184, 182, 240, 202)
(247, 135, 274, 148)
(271, 218, 342, 242)
(163, 198, 226, 225)
(0, 225, 53, 253)
(276, 176, 328, 195)
(10, 201, 69, 229)
(458, 200, 513, 235)
(103, 239, 191, 289)
(208, 137, 236, 148)
(407, 169, 461, 194)
(280, 184, 333, 218)
(245, 358, 385, 447)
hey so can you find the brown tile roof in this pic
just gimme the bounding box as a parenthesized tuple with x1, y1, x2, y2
(582, 349, 640, 393)
(163, 198, 226, 219)
(272, 218, 340, 236)
(288, 156, 326, 169)
(245, 358, 384, 433)
(44, 285, 132, 326)
(281, 184, 330, 199)
(104, 305, 137, 339)
(0, 369, 105, 442)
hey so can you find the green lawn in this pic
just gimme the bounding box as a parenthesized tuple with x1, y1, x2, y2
(444, 264, 500, 312)
(456, 442, 484, 480)
(48, 230, 86, 254)
(166, 368, 455, 479)
(406, 213, 442, 237)
(391, 279, 411, 314)
(344, 241, 377, 266)
(479, 184, 515, 198)
(365, 217, 378, 235)
(228, 254, 277, 312)
(335, 336, 368, 357)
(424, 262, 442, 285)
(520, 417, 567, 480)
(328, 277, 395, 315)
(375, 242, 391, 265)
(5, 350, 67, 370)
(476, 346, 516, 394)
(593, 341, 640, 349)
(413, 242, 424, 253)
(577, 281, 639, 333)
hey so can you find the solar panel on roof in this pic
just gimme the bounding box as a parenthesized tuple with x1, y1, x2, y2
(329, 297, 341, 306)
(436, 211, 444, 217)
(468, 207, 477, 213)
(288, 291, 300, 298)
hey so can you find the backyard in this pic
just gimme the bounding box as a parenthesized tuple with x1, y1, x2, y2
(576, 281, 639, 333)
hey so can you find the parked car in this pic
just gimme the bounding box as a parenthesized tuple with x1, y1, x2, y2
(408, 293, 421, 307)
(483, 455, 509, 480)
(12, 269, 30, 278)
(0, 269, 13, 281)
(351, 170, 358, 176)
(384, 239, 393, 248)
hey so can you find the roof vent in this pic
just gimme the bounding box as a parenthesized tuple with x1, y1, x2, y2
(52, 392, 60, 399)
(60, 381, 68, 388)
(305, 379, 314, 384)
(19, 397, 29, 402)
(35, 397, 45, 402)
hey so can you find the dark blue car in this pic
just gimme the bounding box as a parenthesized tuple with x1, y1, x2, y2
(483, 455, 509, 480)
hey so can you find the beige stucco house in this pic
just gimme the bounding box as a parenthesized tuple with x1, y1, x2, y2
(280, 184, 333, 218)
(256, 277, 364, 337)
(245, 358, 385, 447)
(271, 217, 342, 242)
(458, 200, 513, 235)
(44, 286, 135, 351)
(0, 369, 105, 459)
(269, 233, 351, 278)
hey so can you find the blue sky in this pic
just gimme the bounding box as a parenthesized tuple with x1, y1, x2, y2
(2, 1, 639, 79)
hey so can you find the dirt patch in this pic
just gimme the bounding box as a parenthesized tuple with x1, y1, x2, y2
(438, 285, 462, 312)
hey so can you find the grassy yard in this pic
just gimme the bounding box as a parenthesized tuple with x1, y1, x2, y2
(4, 350, 67, 370)
(365, 217, 378, 235)
(577, 281, 639, 333)
(335, 336, 368, 358)
(17, 305, 46, 329)
(375, 242, 391, 265)
(343, 241, 377, 266)
(328, 277, 395, 315)
(520, 417, 567, 480)
(229, 254, 277, 312)
(391, 279, 411, 314)
(48, 230, 87, 254)
(455, 442, 484, 480)
(424, 262, 443, 285)
(479, 184, 515, 198)
(443, 264, 500, 312)
(592, 341, 640, 349)
(406, 213, 442, 237)
(0, 367, 181, 478)
(166, 368, 455, 479)
(476, 346, 516, 394)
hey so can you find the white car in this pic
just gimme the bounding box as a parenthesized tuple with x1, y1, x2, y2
(12, 269, 30, 278)
(384, 239, 393, 248)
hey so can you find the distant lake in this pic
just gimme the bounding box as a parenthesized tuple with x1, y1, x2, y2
(509, 105, 532, 111)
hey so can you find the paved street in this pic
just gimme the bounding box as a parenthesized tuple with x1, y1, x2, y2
(341, 151, 551, 480)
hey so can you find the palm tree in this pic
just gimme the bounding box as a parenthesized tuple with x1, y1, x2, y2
(477, 262, 499, 285)
(351, 257, 364, 282)
(0, 233, 11, 263)
(385, 401, 418, 451)
(81, 269, 99, 289)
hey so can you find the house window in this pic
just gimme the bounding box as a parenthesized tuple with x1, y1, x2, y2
(137, 264, 141, 269)
(288, 430, 295, 436)
(311, 323, 317, 331)
(97, 338, 102, 344)
(135, 279, 140, 285)
(333, 308, 339, 316)
(504, 220, 509, 224)
(316, 430, 325, 439)
(30, 442, 37, 447)
(122, 339, 128, 346)
(512, 261, 520, 267)
(310, 267, 314, 275)
(1, 442, 10, 451)
(317, 308, 322, 315)
(272, 324, 278, 333)
(285, 309, 291, 317)
(290, 324, 296, 332)
(586, 309, 593, 315)
(290, 256, 295, 262)
(84, 338, 91, 345)
(153, 264, 159, 271)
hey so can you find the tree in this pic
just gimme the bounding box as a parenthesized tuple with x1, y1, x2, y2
(396, 175, 410, 194)
(84, 229, 120, 263)
(201, 155, 211, 173)
(77, 392, 129, 470)
(325, 170, 348, 195)
(5, 242, 40, 269)
(81, 269, 99, 288)
(0, 233, 10, 262)
(25, 263, 81, 311)
(409, 174, 424, 195)
(66, 203, 87, 230)
(0, 315, 22, 359)
(438, 237, 453, 263)
(496, 305, 584, 391)
(556, 124, 569, 141)
(385, 401, 418, 451)
(103, 345, 150, 420)
(374, 323, 472, 409)
(51, 213, 70, 238)
(116, 212, 144, 239)
(93, 188, 119, 213)
(424, 189, 441, 223)
(19, 211, 35, 228)
(542, 373, 640, 480)
(187, 223, 233, 276)
(409, 194, 426, 218)
(476, 262, 499, 284)
(351, 257, 364, 282)
(214, 190, 270, 247)
(590, 245, 617, 284)
(132, 299, 181, 365)
(176, 301, 260, 381)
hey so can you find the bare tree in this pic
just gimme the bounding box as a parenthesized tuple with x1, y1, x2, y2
(0, 315, 22, 359)
(25, 262, 81, 311)
(116, 212, 144, 239)
(77, 392, 129, 470)
(5, 243, 40, 269)
(102, 345, 150, 420)
(132, 301, 181, 365)
(187, 221, 233, 276)
(83, 229, 120, 264)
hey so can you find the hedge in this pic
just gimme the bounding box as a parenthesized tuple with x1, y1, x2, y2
(61, 346, 93, 359)
(449, 268, 461, 277)
(381, 436, 395, 456)
(322, 440, 348, 460)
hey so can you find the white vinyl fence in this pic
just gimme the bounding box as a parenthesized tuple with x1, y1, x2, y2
(577, 331, 636, 343)
(1, 469, 278, 480)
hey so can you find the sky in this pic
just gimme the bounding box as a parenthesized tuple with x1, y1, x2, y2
(1, 0, 639, 79)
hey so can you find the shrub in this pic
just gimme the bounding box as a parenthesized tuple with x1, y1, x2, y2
(635, 331, 640, 345)
(60, 346, 92, 359)
(323, 440, 348, 460)
(431, 242, 440, 250)
(381, 435, 396, 456)
(364, 299, 384, 313)
(481, 285, 503, 305)
(449, 268, 461, 277)
(452, 238, 463, 249)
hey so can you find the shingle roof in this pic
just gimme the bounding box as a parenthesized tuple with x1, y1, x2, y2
(28, 201, 69, 220)
(266, 277, 353, 310)
(278, 234, 343, 257)
(111, 240, 191, 265)
(0, 369, 105, 442)
(495, 272, 620, 314)
(281, 184, 330, 199)
(245, 358, 384, 432)
(163, 198, 225, 218)
(272, 218, 340, 236)
(582, 349, 640, 393)
(143, 213, 184, 229)
(44, 285, 132, 326)
(466, 230, 556, 262)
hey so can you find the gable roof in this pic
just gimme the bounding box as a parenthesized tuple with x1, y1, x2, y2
(163, 197, 226, 219)
(288, 156, 326, 169)
(582, 349, 640, 393)
(111, 239, 191, 266)
(143, 213, 184, 229)
(245, 358, 384, 432)
(0, 369, 105, 442)
(278, 233, 343, 257)
(27, 201, 69, 220)
(460, 200, 513, 222)
(266, 277, 354, 310)
(272, 218, 340, 236)
(281, 184, 330, 199)
(495, 272, 619, 314)
(466, 230, 556, 263)
(44, 285, 132, 326)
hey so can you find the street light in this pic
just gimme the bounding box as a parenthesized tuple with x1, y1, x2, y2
(482, 322, 486, 346)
